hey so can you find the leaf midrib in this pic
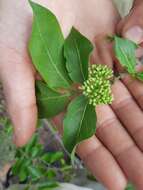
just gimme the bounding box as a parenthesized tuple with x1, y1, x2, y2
(73, 38, 85, 81)
(76, 102, 88, 142)
(37, 94, 70, 101)
(32, 7, 69, 86)
(118, 46, 135, 73)
(65, 99, 88, 142)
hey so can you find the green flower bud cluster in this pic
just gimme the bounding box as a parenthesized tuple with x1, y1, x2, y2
(81, 64, 114, 106)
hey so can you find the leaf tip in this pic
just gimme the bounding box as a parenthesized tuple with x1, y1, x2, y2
(28, 0, 33, 7)
(28, 0, 40, 10)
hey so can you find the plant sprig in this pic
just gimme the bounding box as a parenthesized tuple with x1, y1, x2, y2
(29, 0, 142, 156)
(28, 0, 114, 156)
(0, 118, 74, 189)
(114, 36, 143, 81)
(11, 131, 74, 190)
(28, 0, 114, 155)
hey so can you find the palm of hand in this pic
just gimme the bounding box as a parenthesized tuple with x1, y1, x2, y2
(1, 0, 143, 189)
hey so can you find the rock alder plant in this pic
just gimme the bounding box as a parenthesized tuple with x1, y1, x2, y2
(29, 1, 143, 155)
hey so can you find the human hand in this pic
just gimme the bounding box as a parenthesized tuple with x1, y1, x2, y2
(0, 0, 118, 146)
(77, 2, 143, 187)
(77, 1, 143, 188)
(117, 0, 143, 45)
(0, 0, 79, 147)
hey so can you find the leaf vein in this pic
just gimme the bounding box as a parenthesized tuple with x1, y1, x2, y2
(73, 38, 85, 81)
(32, 8, 69, 86)
(76, 102, 88, 142)
(37, 94, 70, 101)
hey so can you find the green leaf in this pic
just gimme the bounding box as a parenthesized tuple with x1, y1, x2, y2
(25, 133, 39, 153)
(114, 36, 138, 74)
(45, 169, 56, 180)
(12, 159, 31, 182)
(31, 145, 43, 158)
(29, 1, 71, 89)
(49, 151, 64, 163)
(125, 183, 135, 190)
(12, 159, 24, 175)
(28, 166, 43, 179)
(19, 160, 31, 182)
(63, 95, 96, 153)
(64, 27, 93, 83)
(36, 81, 70, 118)
(41, 151, 64, 164)
(135, 72, 143, 81)
(37, 182, 59, 190)
(19, 169, 28, 182)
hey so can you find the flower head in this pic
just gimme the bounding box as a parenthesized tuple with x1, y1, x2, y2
(81, 64, 113, 106)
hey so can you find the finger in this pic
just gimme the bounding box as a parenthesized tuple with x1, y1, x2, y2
(115, 58, 143, 110)
(51, 112, 126, 190)
(111, 80, 143, 151)
(94, 35, 113, 68)
(52, 111, 127, 190)
(96, 104, 143, 189)
(0, 47, 37, 147)
(77, 136, 127, 190)
(122, 72, 143, 110)
(90, 45, 102, 65)
(117, 1, 143, 44)
(136, 47, 143, 58)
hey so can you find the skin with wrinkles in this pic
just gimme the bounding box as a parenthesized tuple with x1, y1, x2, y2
(1, 0, 143, 189)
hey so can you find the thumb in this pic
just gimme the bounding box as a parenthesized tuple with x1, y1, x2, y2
(117, 1, 143, 44)
(0, 46, 37, 147)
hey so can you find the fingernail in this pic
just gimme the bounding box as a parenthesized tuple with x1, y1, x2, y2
(124, 26, 143, 44)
